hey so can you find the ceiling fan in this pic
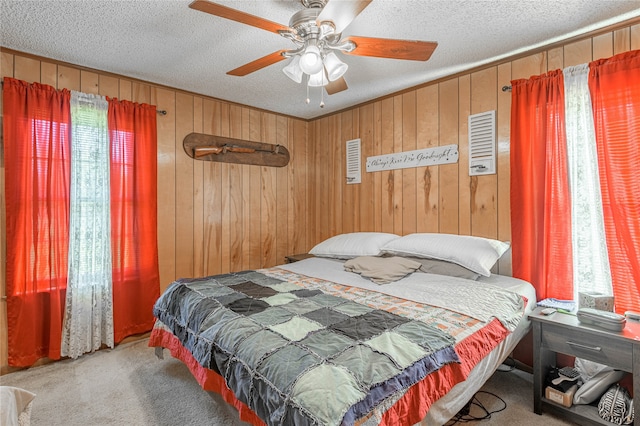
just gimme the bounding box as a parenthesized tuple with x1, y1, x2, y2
(189, 0, 438, 104)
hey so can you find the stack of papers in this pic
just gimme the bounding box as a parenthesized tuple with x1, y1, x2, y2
(537, 298, 576, 312)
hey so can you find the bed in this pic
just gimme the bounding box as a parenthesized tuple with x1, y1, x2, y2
(148, 233, 536, 426)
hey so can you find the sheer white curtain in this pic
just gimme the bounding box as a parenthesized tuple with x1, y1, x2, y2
(61, 91, 114, 359)
(562, 64, 613, 300)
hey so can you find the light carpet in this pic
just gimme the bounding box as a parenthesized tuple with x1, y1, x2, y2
(0, 338, 577, 425)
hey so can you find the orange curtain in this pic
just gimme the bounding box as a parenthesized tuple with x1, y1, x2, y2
(510, 70, 573, 301)
(589, 50, 640, 313)
(108, 98, 160, 342)
(3, 77, 71, 366)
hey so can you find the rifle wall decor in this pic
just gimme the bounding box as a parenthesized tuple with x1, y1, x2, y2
(183, 132, 290, 167)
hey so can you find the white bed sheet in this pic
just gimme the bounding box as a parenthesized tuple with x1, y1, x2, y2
(278, 257, 536, 426)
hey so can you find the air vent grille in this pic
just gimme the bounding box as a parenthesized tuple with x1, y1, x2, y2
(346, 138, 361, 184)
(468, 110, 496, 176)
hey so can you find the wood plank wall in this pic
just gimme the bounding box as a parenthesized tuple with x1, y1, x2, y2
(0, 51, 310, 371)
(307, 21, 640, 277)
(1, 19, 639, 371)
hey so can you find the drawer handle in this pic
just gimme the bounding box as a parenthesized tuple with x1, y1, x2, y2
(566, 341, 602, 351)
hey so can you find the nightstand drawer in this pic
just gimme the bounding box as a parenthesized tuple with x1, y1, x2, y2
(541, 324, 633, 371)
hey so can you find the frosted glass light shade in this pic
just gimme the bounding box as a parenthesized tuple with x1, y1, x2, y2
(282, 56, 303, 83)
(323, 52, 348, 81)
(299, 45, 323, 75)
(308, 69, 327, 87)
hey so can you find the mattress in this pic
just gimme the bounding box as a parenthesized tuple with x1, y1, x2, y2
(149, 257, 535, 426)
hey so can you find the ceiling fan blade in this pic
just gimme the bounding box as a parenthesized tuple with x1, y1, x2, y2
(325, 77, 348, 95)
(227, 50, 288, 76)
(317, 0, 372, 34)
(344, 36, 438, 61)
(189, 0, 290, 34)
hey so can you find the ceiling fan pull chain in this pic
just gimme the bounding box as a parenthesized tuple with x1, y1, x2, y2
(320, 84, 325, 108)
(306, 74, 311, 104)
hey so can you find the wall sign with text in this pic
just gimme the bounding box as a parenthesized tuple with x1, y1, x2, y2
(365, 144, 459, 172)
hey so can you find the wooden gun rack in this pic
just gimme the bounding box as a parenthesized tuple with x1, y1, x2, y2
(183, 132, 290, 167)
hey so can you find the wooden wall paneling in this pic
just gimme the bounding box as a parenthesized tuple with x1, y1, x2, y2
(98, 75, 119, 99)
(155, 88, 176, 290)
(614, 27, 631, 54)
(275, 115, 289, 264)
(211, 101, 229, 274)
(497, 62, 512, 275)
(318, 117, 329, 241)
(290, 118, 308, 254)
(0, 51, 12, 371)
(57, 65, 80, 91)
(1, 51, 14, 80)
(546, 47, 563, 72)
(119, 80, 132, 101)
(328, 113, 343, 237)
(457, 75, 471, 235)
(563, 38, 593, 68)
(306, 121, 317, 242)
(300, 117, 309, 251)
(13, 56, 40, 84)
(359, 103, 375, 232)
(340, 110, 355, 234)
(248, 109, 262, 269)
(286, 119, 297, 255)
(260, 112, 277, 268)
(392, 96, 404, 235)
(401, 92, 417, 235)
(132, 82, 150, 104)
(192, 97, 205, 276)
(351, 108, 361, 232)
(203, 101, 223, 275)
(380, 98, 395, 234)
(40, 61, 57, 87)
(632, 23, 640, 49)
(175, 92, 195, 279)
(437, 79, 460, 234)
(240, 108, 252, 269)
(513, 52, 549, 81)
(372, 101, 382, 232)
(416, 85, 439, 233)
(228, 105, 244, 272)
(80, 70, 99, 94)
(217, 102, 231, 274)
(469, 67, 498, 239)
(593, 32, 614, 61)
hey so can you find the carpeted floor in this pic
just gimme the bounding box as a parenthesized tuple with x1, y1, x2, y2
(0, 338, 577, 425)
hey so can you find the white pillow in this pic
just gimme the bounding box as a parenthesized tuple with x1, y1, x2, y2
(380, 233, 510, 277)
(309, 232, 400, 259)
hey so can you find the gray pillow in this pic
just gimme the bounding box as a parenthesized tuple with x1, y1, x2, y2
(407, 257, 481, 280)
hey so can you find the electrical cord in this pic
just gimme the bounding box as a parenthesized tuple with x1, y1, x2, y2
(495, 356, 516, 372)
(445, 391, 508, 425)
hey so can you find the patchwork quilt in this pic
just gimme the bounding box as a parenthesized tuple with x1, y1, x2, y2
(153, 270, 461, 426)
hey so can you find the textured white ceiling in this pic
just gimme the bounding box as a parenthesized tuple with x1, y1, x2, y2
(2, 0, 640, 120)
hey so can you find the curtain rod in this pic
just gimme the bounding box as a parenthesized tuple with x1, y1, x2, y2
(502, 85, 512, 92)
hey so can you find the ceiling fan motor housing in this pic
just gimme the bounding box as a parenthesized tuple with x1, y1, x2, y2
(289, 8, 322, 39)
(301, 0, 328, 9)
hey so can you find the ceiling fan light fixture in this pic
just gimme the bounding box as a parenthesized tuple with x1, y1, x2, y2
(323, 51, 348, 81)
(299, 44, 323, 75)
(307, 69, 327, 87)
(283, 55, 303, 83)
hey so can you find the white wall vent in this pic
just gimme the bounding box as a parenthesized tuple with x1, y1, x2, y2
(345, 138, 361, 184)
(468, 110, 496, 176)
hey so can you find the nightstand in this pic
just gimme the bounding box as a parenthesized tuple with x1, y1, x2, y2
(284, 253, 314, 263)
(529, 307, 640, 425)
